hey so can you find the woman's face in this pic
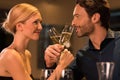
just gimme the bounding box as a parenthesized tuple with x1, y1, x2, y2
(20, 13, 42, 40)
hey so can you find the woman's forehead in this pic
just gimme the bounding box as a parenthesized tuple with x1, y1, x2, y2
(24, 13, 42, 23)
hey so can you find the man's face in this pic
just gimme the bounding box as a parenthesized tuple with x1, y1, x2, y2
(72, 4, 94, 37)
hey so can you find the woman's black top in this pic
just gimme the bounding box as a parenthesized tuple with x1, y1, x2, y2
(0, 74, 34, 80)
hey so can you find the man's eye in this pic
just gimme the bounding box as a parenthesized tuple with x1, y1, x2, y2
(75, 15, 80, 18)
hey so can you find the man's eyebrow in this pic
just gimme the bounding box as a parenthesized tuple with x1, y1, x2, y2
(73, 14, 80, 17)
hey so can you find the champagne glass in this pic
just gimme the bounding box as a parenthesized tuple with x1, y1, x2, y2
(40, 69, 73, 80)
(48, 25, 74, 48)
(59, 25, 74, 48)
(48, 27, 61, 44)
(96, 62, 115, 80)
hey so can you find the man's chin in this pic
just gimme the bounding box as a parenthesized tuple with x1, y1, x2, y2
(77, 34, 87, 38)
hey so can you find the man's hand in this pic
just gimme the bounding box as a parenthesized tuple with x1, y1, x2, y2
(44, 44, 64, 67)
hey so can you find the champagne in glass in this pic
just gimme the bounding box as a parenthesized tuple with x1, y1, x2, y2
(59, 25, 74, 48)
(48, 27, 61, 44)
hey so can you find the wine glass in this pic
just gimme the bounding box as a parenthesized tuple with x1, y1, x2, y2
(48, 27, 61, 44)
(40, 69, 73, 80)
(48, 25, 74, 48)
(59, 25, 74, 48)
(96, 62, 115, 80)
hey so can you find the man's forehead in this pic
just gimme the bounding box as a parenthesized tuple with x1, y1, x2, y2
(73, 4, 85, 15)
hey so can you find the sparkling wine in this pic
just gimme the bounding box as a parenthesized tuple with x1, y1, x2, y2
(60, 32, 72, 48)
(50, 36, 61, 44)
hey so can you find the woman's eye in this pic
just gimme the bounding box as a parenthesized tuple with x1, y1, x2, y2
(33, 20, 40, 25)
(34, 21, 38, 24)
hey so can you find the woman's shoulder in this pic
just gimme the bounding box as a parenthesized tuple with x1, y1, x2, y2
(0, 48, 22, 64)
(1, 48, 19, 56)
(25, 50, 31, 59)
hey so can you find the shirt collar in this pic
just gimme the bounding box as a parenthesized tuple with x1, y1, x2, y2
(88, 30, 115, 50)
(88, 38, 114, 50)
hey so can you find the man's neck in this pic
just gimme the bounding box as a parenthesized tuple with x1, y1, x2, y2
(89, 27, 107, 50)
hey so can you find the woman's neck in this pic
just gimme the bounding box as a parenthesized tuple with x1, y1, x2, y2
(9, 34, 29, 53)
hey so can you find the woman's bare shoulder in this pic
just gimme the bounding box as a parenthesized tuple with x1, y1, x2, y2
(0, 48, 22, 65)
(25, 50, 32, 59)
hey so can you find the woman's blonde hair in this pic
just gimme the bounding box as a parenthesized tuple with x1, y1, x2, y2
(3, 3, 41, 34)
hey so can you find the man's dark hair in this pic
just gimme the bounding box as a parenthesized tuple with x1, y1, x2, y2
(75, 0, 110, 30)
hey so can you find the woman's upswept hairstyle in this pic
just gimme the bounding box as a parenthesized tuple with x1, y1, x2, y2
(75, 0, 110, 30)
(3, 3, 41, 34)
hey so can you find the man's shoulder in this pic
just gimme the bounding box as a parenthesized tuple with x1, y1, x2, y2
(114, 37, 120, 50)
(80, 45, 89, 51)
(115, 37, 120, 42)
(76, 44, 89, 58)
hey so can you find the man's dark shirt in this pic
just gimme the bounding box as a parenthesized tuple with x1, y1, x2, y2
(69, 37, 120, 80)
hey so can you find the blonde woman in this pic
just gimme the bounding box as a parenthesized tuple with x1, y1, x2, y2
(0, 3, 42, 80)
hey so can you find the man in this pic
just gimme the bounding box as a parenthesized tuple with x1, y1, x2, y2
(45, 0, 120, 80)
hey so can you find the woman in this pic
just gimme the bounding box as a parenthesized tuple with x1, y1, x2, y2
(0, 3, 42, 80)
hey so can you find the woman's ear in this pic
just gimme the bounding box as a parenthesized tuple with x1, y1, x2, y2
(91, 13, 100, 23)
(16, 23, 23, 31)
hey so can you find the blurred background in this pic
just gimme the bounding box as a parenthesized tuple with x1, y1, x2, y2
(0, 0, 120, 79)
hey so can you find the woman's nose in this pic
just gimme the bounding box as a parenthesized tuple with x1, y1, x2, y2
(38, 23, 42, 30)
